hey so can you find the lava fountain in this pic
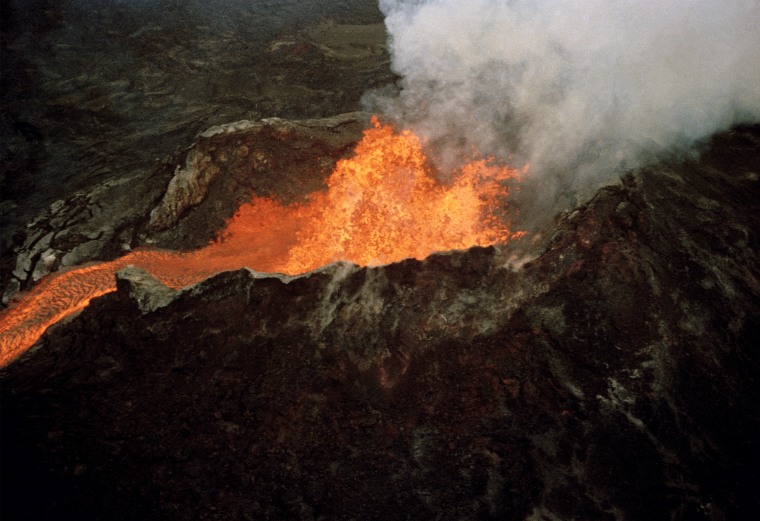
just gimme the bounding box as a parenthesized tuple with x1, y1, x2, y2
(0, 117, 524, 367)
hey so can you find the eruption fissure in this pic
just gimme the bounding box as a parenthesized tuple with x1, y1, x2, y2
(0, 118, 523, 366)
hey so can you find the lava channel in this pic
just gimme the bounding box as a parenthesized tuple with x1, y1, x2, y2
(0, 117, 524, 367)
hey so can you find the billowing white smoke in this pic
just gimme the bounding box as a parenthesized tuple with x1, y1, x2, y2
(367, 0, 760, 206)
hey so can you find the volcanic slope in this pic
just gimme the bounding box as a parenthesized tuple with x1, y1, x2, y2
(2, 125, 760, 519)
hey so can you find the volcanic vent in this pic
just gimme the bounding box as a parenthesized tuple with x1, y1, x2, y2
(0, 115, 524, 366)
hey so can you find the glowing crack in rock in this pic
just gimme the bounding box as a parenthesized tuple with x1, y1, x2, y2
(0, 117, 524, 367)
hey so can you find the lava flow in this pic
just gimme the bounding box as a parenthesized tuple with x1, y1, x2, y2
(0, 117, 523, 367)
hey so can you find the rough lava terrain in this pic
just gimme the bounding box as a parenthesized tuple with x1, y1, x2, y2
(1, 122, 759, 520)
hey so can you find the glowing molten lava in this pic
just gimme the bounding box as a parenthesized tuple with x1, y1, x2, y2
(0, 118, 523, 366)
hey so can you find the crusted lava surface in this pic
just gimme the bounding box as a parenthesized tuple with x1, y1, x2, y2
(1, 126, 759, 520)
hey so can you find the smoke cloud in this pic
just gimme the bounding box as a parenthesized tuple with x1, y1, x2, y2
(367, 0, 760, 211)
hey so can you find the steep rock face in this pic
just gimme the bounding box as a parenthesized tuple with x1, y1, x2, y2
(1, 126, 759, 520)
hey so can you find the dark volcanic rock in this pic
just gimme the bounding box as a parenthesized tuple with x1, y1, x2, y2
(2, 126, 759, 520)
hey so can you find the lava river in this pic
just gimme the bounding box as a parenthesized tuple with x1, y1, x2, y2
(0, 117, 523, 366)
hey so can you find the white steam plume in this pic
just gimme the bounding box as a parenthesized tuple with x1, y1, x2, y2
(367, 0, 760, 206)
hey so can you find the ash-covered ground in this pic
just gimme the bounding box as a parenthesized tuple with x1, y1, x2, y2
(2, 1, 760, 520)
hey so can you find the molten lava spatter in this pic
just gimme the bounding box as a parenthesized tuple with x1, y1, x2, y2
(0, 117, 523, 366)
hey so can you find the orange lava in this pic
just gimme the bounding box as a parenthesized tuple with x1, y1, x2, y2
(0, 117, 523, 367)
